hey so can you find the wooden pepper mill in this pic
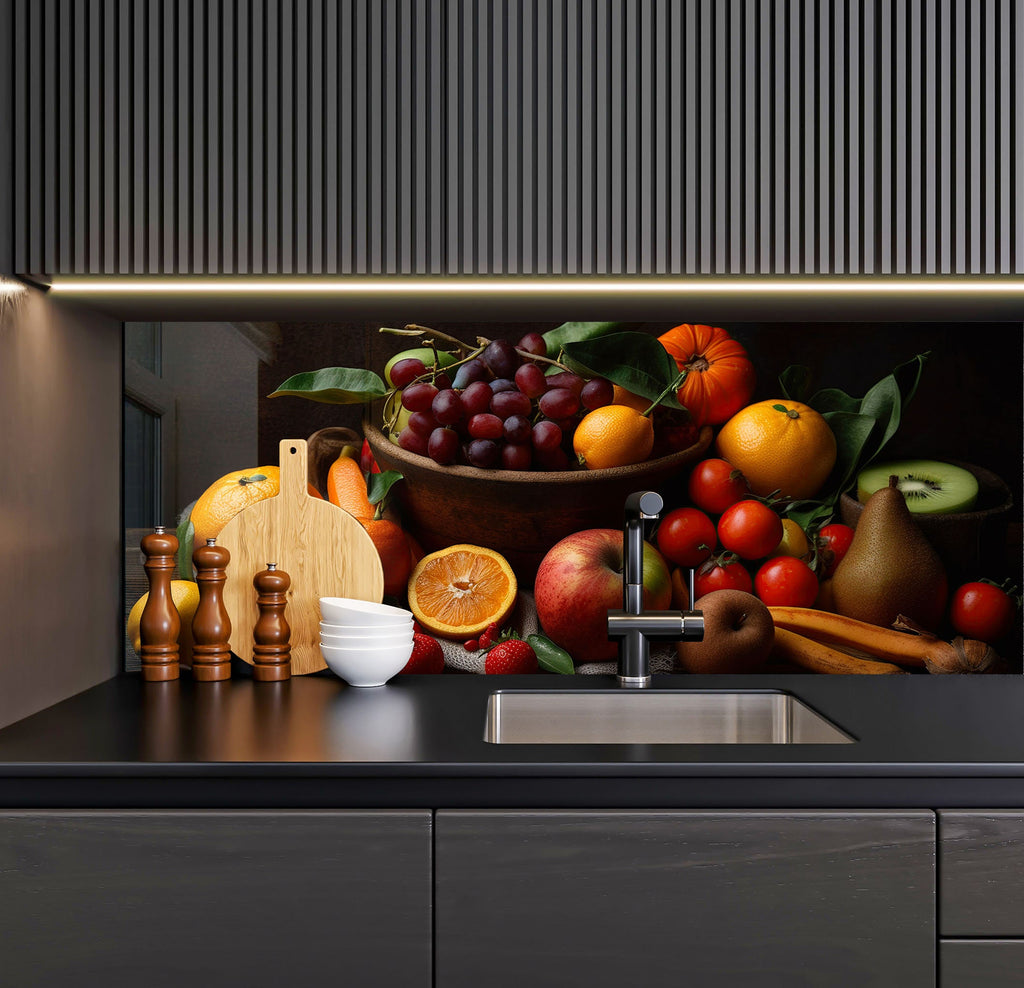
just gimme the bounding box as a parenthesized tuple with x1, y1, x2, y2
(139, 526, 180, 681)
(252, 563, 291, 681)
(191, 538, 232, 682)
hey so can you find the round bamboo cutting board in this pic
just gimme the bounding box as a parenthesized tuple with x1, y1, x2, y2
(217, 439, 385, 674)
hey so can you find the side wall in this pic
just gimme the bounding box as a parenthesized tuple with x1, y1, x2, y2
(0, 287, 122, 727)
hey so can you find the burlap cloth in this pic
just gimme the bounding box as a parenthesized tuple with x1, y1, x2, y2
(438, 589, 680, 675)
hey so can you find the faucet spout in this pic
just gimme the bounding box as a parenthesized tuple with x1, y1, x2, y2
(622, 491, 663, 616)
(609, 490, 705, 688)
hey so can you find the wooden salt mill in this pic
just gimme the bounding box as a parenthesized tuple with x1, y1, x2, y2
(252, 563, 291, 681)
(191, 538, 232, 682)
(139, 526, 180, 682)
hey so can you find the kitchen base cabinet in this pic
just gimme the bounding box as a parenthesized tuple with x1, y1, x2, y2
(939, 812, 1024, 936)
(940, 941, 1024, 987)
(0, 810, 431, 988)
(436, 810, 935, 988)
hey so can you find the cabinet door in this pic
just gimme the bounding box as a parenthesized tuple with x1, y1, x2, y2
(939, 811, 1024, 936)
(436, 810, 934, 988)
(11, 1, 1018, 277)
(0, 810, 431, 988)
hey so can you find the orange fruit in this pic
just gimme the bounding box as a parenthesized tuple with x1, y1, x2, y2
(364, 517, 414, 597)
(572, 404, 655, 470)
(715, 400, 837, 500)
(191, 466, 323, 542)
(327, 452, 374, 520)
(407, 544, 518, 639)
(610, 384, 650, 414)
(191, 467, 280, 545)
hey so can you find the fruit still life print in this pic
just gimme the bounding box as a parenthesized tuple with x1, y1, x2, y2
(136, 320, 1018, 679)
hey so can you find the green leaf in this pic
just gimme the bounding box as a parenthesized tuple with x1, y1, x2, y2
(820, 410, 879, 500)
(806, 387, 862, 415)
(561, 332, 685, 410)
(527, 634, 575, 675)
(367, 470, 403, 507)
(268, 367, 388, 404)
(176, 499, 197, 580)
(779, 364, 813, 402)
(542, 321, 621, 354)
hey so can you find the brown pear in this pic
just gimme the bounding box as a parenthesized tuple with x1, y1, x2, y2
(832, 475, 948, 631)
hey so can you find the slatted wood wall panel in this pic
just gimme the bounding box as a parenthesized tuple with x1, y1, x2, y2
(12, 0, 1024, 275)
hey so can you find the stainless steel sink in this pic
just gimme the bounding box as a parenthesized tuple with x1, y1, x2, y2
(484, 690, 854, 744)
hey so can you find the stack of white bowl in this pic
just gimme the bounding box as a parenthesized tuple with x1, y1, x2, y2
(319, 597, 416, 687)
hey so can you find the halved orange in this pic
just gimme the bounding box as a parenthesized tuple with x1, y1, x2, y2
(407, 544, 517, 639)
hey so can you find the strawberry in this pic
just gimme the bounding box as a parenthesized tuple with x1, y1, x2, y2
(484, 639, 538, 675)
(478, 631, 494, 650)
(401, 633, 445, 674)
(463, 638, 479, 651)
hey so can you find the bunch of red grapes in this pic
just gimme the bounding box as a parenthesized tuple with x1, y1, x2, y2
(389, 332, 617, 471)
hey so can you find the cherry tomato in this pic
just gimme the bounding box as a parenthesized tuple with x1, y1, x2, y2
(694, 553, 753, 598)
(817, 523, 855, 578)
(687, 458, 751, 515)
(717, 501, 784, 560)
(656, 507, 717, 568)
(950, 582, 1017, 642)
(754, 556, 819, 607)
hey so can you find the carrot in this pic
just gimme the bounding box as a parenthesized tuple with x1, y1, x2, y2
(771, 628, 908, 675)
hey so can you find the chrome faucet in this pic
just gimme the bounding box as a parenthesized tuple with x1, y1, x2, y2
(607, 491, 704, 688)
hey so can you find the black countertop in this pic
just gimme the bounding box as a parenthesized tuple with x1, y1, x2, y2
(0, 672, 1022, 808)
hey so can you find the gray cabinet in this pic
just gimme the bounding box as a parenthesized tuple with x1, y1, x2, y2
(0, 810, 432, 988)
(8, 0, 1021, 277)
(939, 811, 1024, 936)
(940, 941, 1024, 988)
(939, 811, 1024, 988)
(435, 810, 935, 987)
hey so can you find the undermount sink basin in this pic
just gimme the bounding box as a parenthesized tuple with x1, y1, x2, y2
(484, 690, 854, 745)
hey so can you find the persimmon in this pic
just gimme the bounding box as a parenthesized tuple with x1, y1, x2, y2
(658, 324, 756, 427)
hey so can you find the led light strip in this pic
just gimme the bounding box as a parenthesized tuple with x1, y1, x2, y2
(45, 277, 1024, 295)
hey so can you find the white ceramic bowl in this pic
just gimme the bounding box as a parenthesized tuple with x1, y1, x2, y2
(320, 597, 414, 626)
(320, 640, 413, 688)
(320, 630, 414, 649)
(321, 622, 413, 634)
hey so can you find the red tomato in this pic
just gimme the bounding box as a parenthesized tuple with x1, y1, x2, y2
(717, 501, 784, 560)
(656, 507, 717, 568)
(817, 523, 854, 578)
(950, 582, 1017, 642)
(658, 324, 757, 427)
(694, 554, 753, 598)
(687, 458, 751, 515)
(755, 556, 819, 607)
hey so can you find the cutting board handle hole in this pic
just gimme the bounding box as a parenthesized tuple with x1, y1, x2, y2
(290, 446, 297, 454)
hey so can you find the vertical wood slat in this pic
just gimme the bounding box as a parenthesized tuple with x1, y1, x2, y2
(9, 0, 1023, 276)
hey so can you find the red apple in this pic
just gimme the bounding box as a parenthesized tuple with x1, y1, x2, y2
(534, 528, 672, 662)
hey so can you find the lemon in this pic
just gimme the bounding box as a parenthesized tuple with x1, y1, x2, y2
(774, 519, 810, 559)
(127, 580, 200, 659)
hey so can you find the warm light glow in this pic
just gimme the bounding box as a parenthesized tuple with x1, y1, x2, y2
(45, 277, 1024, 296)
(0, 278, 27, 295)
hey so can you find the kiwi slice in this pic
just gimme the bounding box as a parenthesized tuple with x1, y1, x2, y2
(856, 459, 979, 515)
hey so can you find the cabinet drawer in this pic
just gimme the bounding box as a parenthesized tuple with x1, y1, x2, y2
(940, 940, 1024, 987)
(939, 812, 1024, 936)
(0, 810, 432, 987)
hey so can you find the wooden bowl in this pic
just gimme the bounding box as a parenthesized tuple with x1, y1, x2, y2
(362, 418, 713, 584)
(839, 460, 1015, 581)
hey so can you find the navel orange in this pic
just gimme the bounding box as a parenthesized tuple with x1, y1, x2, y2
(715, 400, 837, 500)
(190, 466, 322, 544)
(572, 404, 655, 470)
(191, 467, 280, 545)
(407, 544, 518, 639)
